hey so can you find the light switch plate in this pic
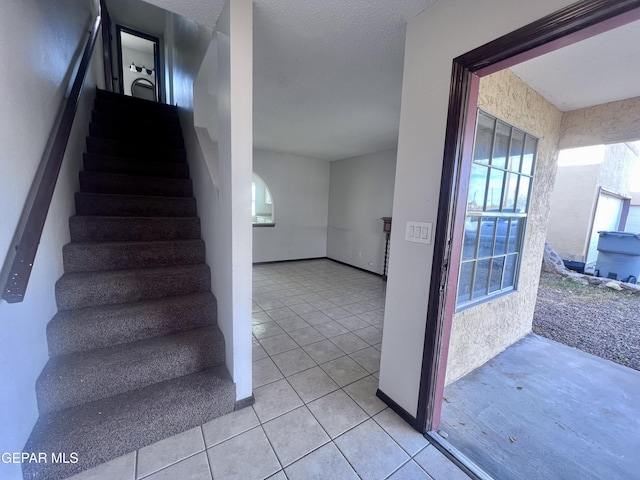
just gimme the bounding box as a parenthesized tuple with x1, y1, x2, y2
(405, 221, 432, 244)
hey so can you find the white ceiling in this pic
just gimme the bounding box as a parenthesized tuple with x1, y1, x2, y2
(509, 17, 640, 112)
(122, 0, 640, 160)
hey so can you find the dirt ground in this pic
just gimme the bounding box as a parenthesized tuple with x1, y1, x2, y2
(533, 271, 640, 371)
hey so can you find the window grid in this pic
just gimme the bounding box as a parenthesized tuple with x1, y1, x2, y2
(457, 110, 538, 308)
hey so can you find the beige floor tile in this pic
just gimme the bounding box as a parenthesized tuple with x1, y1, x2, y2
(207, 427, 280, 480)
(142, 452, 210, 480)
(262, 407, 330, 467)
(303, 339, 346, 364)
(331, 332, 370, 354)
(374, 409, 429, 456)
(271, 348, 316, 376)
(259, 333, 299, 356)
(202, 406, 260, 447)
(284, 443, 358, 480)
(387, 460, 434, 479)
(287, 326, 326, 346)
(314, 321, 350, 338)
(343, 375, 387, 416)
(321, 356, 369, 387)
(413, 445, 470, 480)
(137, 427, 204, 478)
(66, 452, 136, 480)
(307, 390, 369, 438)
(253, 378, 303, 422)
(334, 419, 409, 480)
(349, 346, 381, 373)
(253, 357, 284, 388)
(287, 366, 340, 403)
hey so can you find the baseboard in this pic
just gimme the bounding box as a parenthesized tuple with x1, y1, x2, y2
(326, 257, 384, 278)
(252, 257, 326, 265)
(376, 388, 418, 429)
(234, 394, 255, 410)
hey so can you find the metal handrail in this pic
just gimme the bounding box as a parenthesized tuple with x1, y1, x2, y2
(1, 13, 103, 303)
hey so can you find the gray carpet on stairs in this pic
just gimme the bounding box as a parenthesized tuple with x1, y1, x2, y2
(22, 89, 237, 480)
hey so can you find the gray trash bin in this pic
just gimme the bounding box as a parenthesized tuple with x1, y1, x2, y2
(595, 231, 640, 284)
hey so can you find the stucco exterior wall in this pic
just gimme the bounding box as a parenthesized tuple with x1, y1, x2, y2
(545, 160, 599, 261)
(559, 96, 640, 149)
(445, 69, 563, 385)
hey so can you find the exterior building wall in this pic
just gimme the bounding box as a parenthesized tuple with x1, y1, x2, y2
(445, 69, 563, 384)
(559, 96, 640, 149)
(545, 160, 599, 261)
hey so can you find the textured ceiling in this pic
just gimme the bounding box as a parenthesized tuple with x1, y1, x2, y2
(510, 18, 640, 112)
(136, 0, 435, 161)
(251, 0, 437, 160)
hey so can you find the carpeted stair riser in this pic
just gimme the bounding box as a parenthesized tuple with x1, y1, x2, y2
(62, 239, 205, 273)
(75, 192, 196, 217)
(89, 122, 185, 148)
(23, 367, 235, 480)
(47, 292, 217, 356)
(69, 215, 201, 242)
(94, 93, 180, 116)
(94, 97, 179, 119)
(86, 137, 187, 162)
(55, 264, 211, 310)
(36, 326, 225, 414)
(91, 109, 182, 135)
(79, 171, 193, 197)
(83, 153, 190, 179)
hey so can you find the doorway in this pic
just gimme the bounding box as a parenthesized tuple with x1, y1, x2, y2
(417, 1, 640, 478)
(115, 25, 162, 102)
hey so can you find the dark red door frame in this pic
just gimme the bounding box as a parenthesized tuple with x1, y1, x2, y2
(415, 0, 640, 440)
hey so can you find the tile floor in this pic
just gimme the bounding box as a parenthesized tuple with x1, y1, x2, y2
(69, 260, 469, 480)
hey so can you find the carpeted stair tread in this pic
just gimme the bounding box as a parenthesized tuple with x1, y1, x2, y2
(23, 367, 235, 480)
(75, 192, 196, 217)
(79, 171, 193, 197)
(83, 153, 190, 178)
(86, 137, 187, 162)
(55, 263, 211, 310)
(89, 122, 184, 148)
(63, 238, 205, 272)
(69, 215, 200, 242)
(47, 292, 217, 356)
(36, 326, 225, 414)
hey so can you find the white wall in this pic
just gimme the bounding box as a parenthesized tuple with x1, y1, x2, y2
(0, 1, 104, 478)
(169, 0, 253, 402)
(327, 149, 396, 274)
(378, 0, 576, 419)
(253, 150, 330, 262)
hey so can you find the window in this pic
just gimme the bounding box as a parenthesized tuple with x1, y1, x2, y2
(456, 110, 538, 308)
(252, 173, 275, 225)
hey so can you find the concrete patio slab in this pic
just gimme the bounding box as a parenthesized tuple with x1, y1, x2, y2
(441, 334, 640, 480)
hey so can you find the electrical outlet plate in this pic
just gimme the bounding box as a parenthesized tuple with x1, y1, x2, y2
(405, 221, 432, 244)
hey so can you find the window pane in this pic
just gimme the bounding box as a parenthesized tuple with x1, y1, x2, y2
(486, 168, 504, 211)
(463, 217, 479, 260)
(509, 129, 524, 172)
(494, 219, 510, 256)
(468, 164, 488, 211)
(502, 173, 518, 211)
(521, 135, 537, 175)
(491, 121, 511, 169)
(473, 113, 495, 165)
(517, 176, 531, 212)
(457, 262, 474, 304)
(478, 217, 496, 257)
(489, 257, 505, 293)
(507, 218, 521, 254)
(503, 254, 518, 288)
(473, 259, 490, 298)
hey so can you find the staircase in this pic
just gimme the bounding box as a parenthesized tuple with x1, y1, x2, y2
(23, 90, 235, 480)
